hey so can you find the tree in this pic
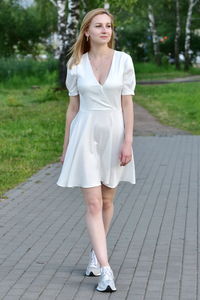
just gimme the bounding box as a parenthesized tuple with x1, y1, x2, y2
(0, 0, 57, 57)
(147, 4, 161, 65)
(47, 0, 80, 87)
(184, 0, 199, 70)
(62, 0, 79, 86)
(57, 0, 68, 87)
(175, 0, 181, 69)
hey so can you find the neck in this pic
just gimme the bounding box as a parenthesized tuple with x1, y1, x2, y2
(89, 44, 111, 57)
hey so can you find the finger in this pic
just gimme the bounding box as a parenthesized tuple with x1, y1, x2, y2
(120, 152, 132, 166)
(120, 154, 125, 165)
(119, 152, 122, 161)
(121, 155, 131, 166)
(120, 158, 126, 166)
(119, 153, 123, 165)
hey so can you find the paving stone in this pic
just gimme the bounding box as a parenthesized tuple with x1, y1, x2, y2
(0, 136, 199, 299)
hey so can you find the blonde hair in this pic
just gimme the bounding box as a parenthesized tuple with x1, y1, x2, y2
(68, 8, 115, 69)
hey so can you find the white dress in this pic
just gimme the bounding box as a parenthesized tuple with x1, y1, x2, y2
(57, 50, 136, 188)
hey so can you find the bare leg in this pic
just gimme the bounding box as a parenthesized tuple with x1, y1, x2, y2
(82, 186, 109, 267)
(101, 184, 116, 235)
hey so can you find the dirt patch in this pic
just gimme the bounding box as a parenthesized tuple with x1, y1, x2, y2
(133, 103, 190, 136)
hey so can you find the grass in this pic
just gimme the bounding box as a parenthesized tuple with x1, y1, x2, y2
(0, 77, 67, 198)
(135, 62, 200, 80)
(0, 56, 58, 82)
(135, 82, 200, 134)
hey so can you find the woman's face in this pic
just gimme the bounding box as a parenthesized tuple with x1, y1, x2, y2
(86, 14, 112, 45)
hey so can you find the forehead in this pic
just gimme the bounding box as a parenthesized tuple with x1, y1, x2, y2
(91, 13, 111, 24)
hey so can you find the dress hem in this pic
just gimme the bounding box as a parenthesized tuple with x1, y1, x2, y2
(56, 179, 136, 189)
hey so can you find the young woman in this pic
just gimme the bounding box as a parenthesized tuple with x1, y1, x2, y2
(57, 8, 136, 293)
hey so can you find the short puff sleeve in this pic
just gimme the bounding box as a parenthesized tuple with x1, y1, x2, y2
(66, 64, 79, 96)
(121, 54, 136, 95)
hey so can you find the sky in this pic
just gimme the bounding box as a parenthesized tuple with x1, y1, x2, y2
(18, 0, 34, 8)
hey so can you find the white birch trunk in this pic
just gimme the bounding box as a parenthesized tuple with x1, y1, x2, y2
(57, 0, 79, 87)
(175, 0, 181, 69)
(48, 0, 79, 86)
(59, 0, 80, 87)
(148, 4, 161, 65)
(184, 0, 199, 70)
(65, 0, 79, 54)
(57, 0, 67, 58)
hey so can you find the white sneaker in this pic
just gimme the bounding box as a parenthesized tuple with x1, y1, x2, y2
(96, 266, 117, 292)
(85, 250, 101, 277)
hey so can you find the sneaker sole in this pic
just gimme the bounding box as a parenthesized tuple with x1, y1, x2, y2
(96, 285, 117, 293)
(85, 271, 101, 277)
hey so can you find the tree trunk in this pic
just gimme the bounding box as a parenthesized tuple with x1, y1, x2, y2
(175, 0, 181, 69)
(56, 0, 79, 87)
(60, 0, 80, 87)
(57, 0, 68, 87)
(184, 0, 198, 71)
(148, 4, 161, 65)
(65, 0, 79, 59)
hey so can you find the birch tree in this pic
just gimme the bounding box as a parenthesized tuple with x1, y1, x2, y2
(175, 0, 181, 69)
(65, 2, 79, 61)
(57, 0, 67, 79)
(148, 4, 161, 65)
(184, 0, 199, 70)
(49, 0, 79, 87)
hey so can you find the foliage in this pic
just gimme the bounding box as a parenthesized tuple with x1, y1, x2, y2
(0, 0, 57, 57)
(0, 0, 199, 65)
(115, 0, 200, 62)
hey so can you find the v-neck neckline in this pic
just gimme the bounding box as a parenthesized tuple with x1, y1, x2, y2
(87, 50, 116, 87)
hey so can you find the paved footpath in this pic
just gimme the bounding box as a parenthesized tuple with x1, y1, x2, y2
(0, 135, 200, 300)
(137, 75, 200, 85)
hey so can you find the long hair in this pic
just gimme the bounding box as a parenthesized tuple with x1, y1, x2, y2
(68, 8, 115, 69)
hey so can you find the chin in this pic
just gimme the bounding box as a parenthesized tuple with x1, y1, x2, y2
(93, 40, 109, 45)
(99, 38, 111, 43)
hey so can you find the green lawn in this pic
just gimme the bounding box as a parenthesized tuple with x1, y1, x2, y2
(135, 62, 200, 80)
(0, 83, 67, 197)
(135, 82, 200, 134)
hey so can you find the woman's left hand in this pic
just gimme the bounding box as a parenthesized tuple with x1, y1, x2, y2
(119, 141, 132, 166)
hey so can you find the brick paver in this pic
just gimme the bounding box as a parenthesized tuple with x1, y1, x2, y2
(0, 135, 199, 300)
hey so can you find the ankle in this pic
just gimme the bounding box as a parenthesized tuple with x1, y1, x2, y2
(101, 264, 110, 269)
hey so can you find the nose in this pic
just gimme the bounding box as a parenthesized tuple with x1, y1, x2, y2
(101, 26, 107, 33)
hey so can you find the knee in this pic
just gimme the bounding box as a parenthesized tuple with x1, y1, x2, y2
(103, 198, 113, 211)
(87, 198, 102, 215)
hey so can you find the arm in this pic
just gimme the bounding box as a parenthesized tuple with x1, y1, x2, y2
(61, 95, 80, 163)
(119, 95, 134, 166)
